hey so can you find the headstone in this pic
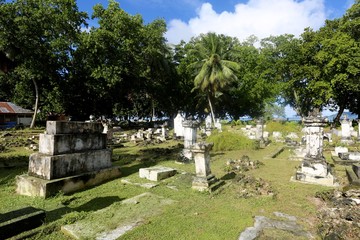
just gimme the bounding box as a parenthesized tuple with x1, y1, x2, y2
(181, 118, 199, 161)
(173, 111, 185, 138)
(205, 115, 212, 130)
(293, 112, 337, 186)
(16, 121, 121, 197)
(214, 119, 222, 132)
(161, 124, 168, 139)
(204, 115, 213, 136)
(341, 116, 353, 144)
(191, 142, 217, 191)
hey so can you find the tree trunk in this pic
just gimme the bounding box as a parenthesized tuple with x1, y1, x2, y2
(207, 94, 216, 126)
(333, 104, 345, 126)
(30, 78, 39, 129)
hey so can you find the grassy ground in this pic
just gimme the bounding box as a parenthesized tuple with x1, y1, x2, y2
(0, 124, 348, 240)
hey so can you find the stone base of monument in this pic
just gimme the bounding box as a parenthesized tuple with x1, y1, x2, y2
(176, 149, 193, 164)
(139, 166, 176, 181)
(291, 162, 338, 187)
(288, 147, 306, 161)
(0, 206, 45, 239)
(192, 174, 221, 192)
(16, 166, 121, 198)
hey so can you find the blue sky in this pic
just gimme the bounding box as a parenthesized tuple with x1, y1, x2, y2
(76, 0, 354, 117)
(77, 0, 354, 44)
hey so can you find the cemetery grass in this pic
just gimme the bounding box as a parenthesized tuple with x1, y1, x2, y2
(0, 134, 339, 239)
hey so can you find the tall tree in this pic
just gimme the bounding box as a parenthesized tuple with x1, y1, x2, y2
(189, 32, 240, 125)
(67, 0, 177, 120)
(0, 0, 87, 127)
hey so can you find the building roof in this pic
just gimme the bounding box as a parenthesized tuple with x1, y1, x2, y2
(0, 102, 33, 114)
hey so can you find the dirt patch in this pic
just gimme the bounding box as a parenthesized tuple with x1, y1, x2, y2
(315, 188, 360, 239)
(230, 173, 276, 198)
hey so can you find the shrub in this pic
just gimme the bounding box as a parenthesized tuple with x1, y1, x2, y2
(206, 131, 258, 151)
(265, 121, 302, 134)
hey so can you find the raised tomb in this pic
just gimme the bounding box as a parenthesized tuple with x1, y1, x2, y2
(16, 121, 121, 197)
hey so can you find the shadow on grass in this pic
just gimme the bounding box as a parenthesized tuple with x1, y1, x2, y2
(220, 172, 236, 181)
(211, 152, 225, 157)
(0, 166, 27, 185)
(120, 162, 156, 177)
(46, 196, 123, 223)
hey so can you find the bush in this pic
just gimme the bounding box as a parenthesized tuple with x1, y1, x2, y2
(265, 121, 302, 134)
(206, 131, 258, 151)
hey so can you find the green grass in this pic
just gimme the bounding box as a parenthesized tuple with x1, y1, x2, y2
(206, 131, 258, 151)
(0, 128, 348, 240)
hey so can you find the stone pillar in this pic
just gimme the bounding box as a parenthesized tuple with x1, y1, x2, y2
(191, 142, 217, 191)
(256, 119, 264, 140)
(256, 119, 266, 148)
(294, 114, 337, 186)
(16, 121, 121, 197)
(181, 119, 199, 160)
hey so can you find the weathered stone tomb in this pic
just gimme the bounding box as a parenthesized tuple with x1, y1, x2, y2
(293, 113, 337, 186)
(16, 121, 121, 197)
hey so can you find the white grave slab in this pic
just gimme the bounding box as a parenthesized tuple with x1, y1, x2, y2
(139, 166, 176, 181)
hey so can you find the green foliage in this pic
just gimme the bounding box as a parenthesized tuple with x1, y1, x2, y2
(265, 121, 302, 134)
(207, 131, 258, 151)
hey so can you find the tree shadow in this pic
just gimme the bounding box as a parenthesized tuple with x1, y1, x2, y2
(46, 196, 123, 223)
(211, 152, 225, 157)
(220, 172, 236, 180)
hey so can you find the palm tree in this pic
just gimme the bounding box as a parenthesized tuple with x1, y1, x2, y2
(190, 32, 240, 125)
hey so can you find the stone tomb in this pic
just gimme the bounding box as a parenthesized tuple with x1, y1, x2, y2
(293, 114, 337, 187)
(16, 121, 121, 197)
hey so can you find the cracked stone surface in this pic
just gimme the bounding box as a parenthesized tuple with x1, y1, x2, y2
(238, 212, 312, 240)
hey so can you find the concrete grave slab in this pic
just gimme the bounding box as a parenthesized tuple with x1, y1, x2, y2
(139, 166, 177, 181)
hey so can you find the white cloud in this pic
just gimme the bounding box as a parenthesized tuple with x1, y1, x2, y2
(165, 0, 326, 44)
